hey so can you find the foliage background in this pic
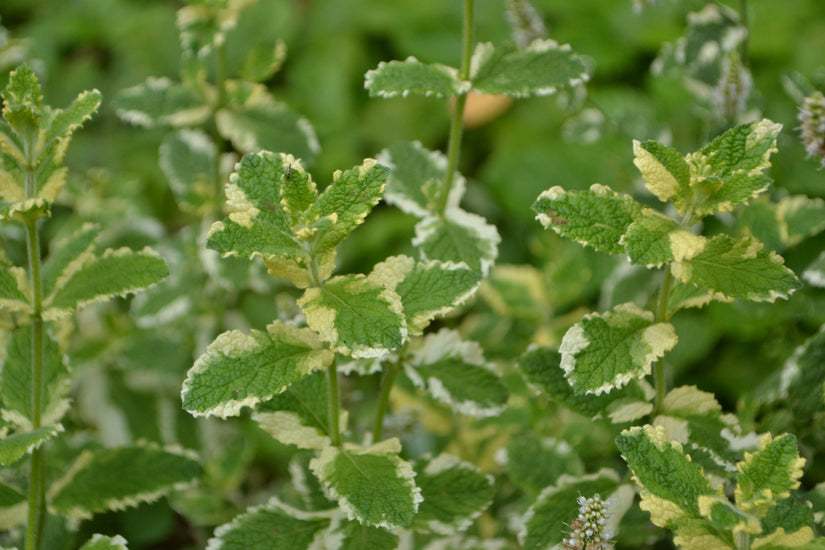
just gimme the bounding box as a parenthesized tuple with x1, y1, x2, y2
(1, 0, 825, 548)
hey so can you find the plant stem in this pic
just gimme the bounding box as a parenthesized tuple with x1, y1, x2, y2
(437, 0, 475, 216)
(372, 362, 401, 442)
(653, 264, 674, 415)
(327, 358, 341, 447)
(737, 531, 750, 550)
(211, 39, 229, 213)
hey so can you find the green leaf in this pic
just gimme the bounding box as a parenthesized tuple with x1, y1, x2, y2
(774, 327, 825, 420)
(40, 88, 101, 159)
(0, 329, 70, 429)
(0, 264, 30, 313)
(371, 255, 480, 336)
(413, 208, 500, 276)
(253, 371, 340, 449)
(215, 101, 319, 161)
(207, 497, 331, 550)
(0, 479, 27, 530)
(480, 264, 548, 321)
(633, 140, 691, 204)
(499, 434, 584, 494)
(667, 279, 732, 316)
(159, 129, 217, 214)
(365, 57, 470, 98)
(803, 250, 825, 288)
(672, 234, 800, 302)
(560, 302, 677, 395)
(41, 223, 101, 299)
(49, 444, 202, 519)
(182, 321, 334, 418)
(113, 77, 208, 128)
(533, 184, 644, 255)
(240, 39, 287, 83)
(329, 517, 398, 550)
(405, 329, 508, 417)
(470, 40, 590, 97)
(310, 439, 421, 529)
(735, 433, 806, 515)
(752, 528, 825, 550)
(616, 425, 718, 525)
(623, 209, 685, 267)
(298, 272, 406, 358)
(412, 453, 493, 534)
(778, 195, 825, 247)
(697, 495, 761, 535)
(519, 470, 621, 550)
(78, 534, 129, 550)
(0, 425, 62, 466)
(2, 64, 41, 138)
(43, 247, 169, 319)
(377, 141, 465, 217)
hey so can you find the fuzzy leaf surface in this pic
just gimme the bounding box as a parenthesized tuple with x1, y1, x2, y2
(0, 425, 62, 466)
(182, 321, 333, 418)
(40, 89, 102, 160)
(0, 264, 30, 313)
(672, 234, 799, 302)
(113, 77, 207, 128)
(41, 223, 101, 299)
(500, 434, 584, 494)
(330, 518, 398, 550)
(310, 439, 421, 529)
(49, 445, 202, 520)
(413, 208, 500, 276)
(206, 498, 330, 550)
(215, 101, 318, 161)
(560, 302, 677, 395)
(365, 57, 469, 98)
(623, 210, 684, 267)
(159, 129, 216, 214)
(470, 40, 589, 97)
(633, 140, 691, 204)
(533, 184, 644, 254)
(298, 273, 406, 358)
(735, 434, 805, 515)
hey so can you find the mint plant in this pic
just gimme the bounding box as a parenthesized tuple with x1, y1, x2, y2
(0, 66, 201, 550)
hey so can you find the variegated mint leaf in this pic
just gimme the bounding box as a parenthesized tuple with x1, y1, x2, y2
(371, 255, 480, 336)
(500, 434, 587, 496)
(533, 184, 644, 255)
(377, 141, 465, 217)
(735, 433, 806, 515)
(633, 139, 691, 204)
(206, 497, 332, 550)
(0, 263, 30, 313)
(697, 495, 761, 536)
(42, 247, 169, 320)
(309, 438, 422, 529)
(752, 528, 824, 550)
(672, 234, 800, 302)
(470, 40, 590, 97)
(560, 302, 677, 395)
(778, 195, 825, 247)
(775, 327, 825, 420)
(406, 329, 508, 417)
(159, 129, 217, 214)
(113, 77, 208, 128)
(622, 209, 685, 267)
(413, 208, 500, 276)
(0, 479, 27, 530)
(0, 329, 69, 429)
(39, 88, 101, 164)
(0, 425, 62, 466)
(253, 371, 342, 450)
(365, 57, 470, 98)
(49, 444, 202, 520)
(666, 279, 732, 316)
(240, 38, 287, 83)
(327, 516, 398, 550)
(41, 222, 101, 299)
(803, 250, 825, 288)
(683, 119, 781, 217)
(298, 271, 406, 358)
(182, 321, 333, 418)
(78, 534, 129, 550)
(412, 454, 493, 535)
(519, 470, 622, 550)
(2, 64, 41, 139)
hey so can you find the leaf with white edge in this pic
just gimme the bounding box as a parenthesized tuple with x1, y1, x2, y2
(206, 497, 331, 550)
(778, 195, 825, 247)
(298, 272, 406, 358)
(803, 250, 825, 288)
(240, 39, 287, 83)
(560, 302, 677, 395)
(616, 425, 719, 527)
(78, 534, 129, 550)
(215, 101, 319, 161)
(182, 321, 333, 418)
(499, 434, 584, 494)
(49, 444, 202, 520)
(254, 371, 344, 450)
(309, 438, 422, 529)
(0, 264, 30, 313)
(39, 89, 101, 161)
(365, 57, 470, 98)
(470, 40, 590, 97)
(371, 255, 480, 336)
(0, 479, 27, 530)
(622, 209, 686, 267)
(533, 184, 644, 255)
(413, 208, 500, 276)
(327, 516, 398, 550)
(480, 264, 547, 321)
(113, 77, 208, 128)
(159, 129, 217, 214)
(753, 528, 824, 550)
(0, 425, 62, 466)
(762, 493, 816, 536)
(412, 453, 493, 535)
(2, 64, 41, 139)
(775, 327, 825, 420)
(672, 234, 800, 302)
(682, 119, 782, 217)
(310, 158, 390, 254)
(0, 329, 69, 429)
(43, 247, 169, 319)
(377, 141, 465, 217)
(289, 452, 337, 511)
(667, 278, 733, 316)
(41, 223, 101, 299)
(633, 140, 691, 204)
(735, 433, 806, 515)
(405, 329, 508, 417)
(698, 494, 761, 535)
(519, 469, 622, 550)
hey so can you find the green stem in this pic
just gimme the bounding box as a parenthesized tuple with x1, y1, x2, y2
(372, 362, 401, 442)
(737, 531, 750, 550)
(653, 264, 674, 415)
(327, 359, 341, 447)
(437, 0, 474, 216)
